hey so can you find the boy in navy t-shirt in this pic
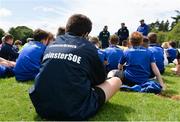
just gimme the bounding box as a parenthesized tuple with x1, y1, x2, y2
(119, 32, 165, 90)
(104, 35, 123, 72)
(148, 32, 165, 74)
(14, 29, 50, 81)
(29, 14, 122, 120)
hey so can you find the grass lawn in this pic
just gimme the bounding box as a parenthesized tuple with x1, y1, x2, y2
(0, 65, 180, 121)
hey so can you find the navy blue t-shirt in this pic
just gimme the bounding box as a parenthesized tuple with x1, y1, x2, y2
(167, 47, 177, 63)
(120, 46, 155, 84)
(148, 44, 164, 73)
(104, 45, 123, 72)
(29, 33, 106, 120)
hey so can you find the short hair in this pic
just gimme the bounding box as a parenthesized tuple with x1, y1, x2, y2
(142, 36, 149, 48)
(161, 42, 169, 49)
(109, 35, 119, 45)
(4, 34, 14, 42)
(122, 40, 128, 46)
(48, 32, 54, 41)
(89, 37, 99, 45)
(66, 14, 92, 36)
(129, 32, 143, 46)
(57, 27, 65, 36)
(169, 41, 177, 48)
(14, 40, 22, 45)
(33, 29, 49, 42)
(148, 32, 157, 43)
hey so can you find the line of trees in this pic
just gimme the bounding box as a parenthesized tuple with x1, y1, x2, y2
(0, 10, 180, 46)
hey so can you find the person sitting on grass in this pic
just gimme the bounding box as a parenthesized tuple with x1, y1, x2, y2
(148, 32, 165, 75)
(0, 57, 15, 78)
(167, 41, 178, 63)
(171, 49, 180, 76)
(118, 39, 129, 51)
(89, 36, 107, 65)
(0, 34, 19, 61)
(104, 34, 123, 72)
(13, 29, 50, 82)
(29, 14, 122, 120)
(118, 32, 165, 93)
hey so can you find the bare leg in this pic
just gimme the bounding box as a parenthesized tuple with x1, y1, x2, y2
(96, 77, 122, 102)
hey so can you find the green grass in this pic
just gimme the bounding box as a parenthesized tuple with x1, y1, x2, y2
(0, 65, 180, 121)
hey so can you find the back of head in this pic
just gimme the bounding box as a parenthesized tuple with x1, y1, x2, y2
(148, 32, 157, 44)
(14, 40, 22, 45)
(109, 35, 119, 45)
(169, 41, 177, 48)
(89, 37, 99, 45)
(129, 32, 143, 46)
(65, 14, 92, 36)
(122, 40, 128, 46)
(33, 29, 49, 42)
(57, 27, 65, 36)
(142, 36, 149, 48)
(4, 34, 14, 43)
(161, 42, 169, 49)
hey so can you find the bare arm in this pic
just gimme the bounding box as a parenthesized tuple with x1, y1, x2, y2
(151, 63, 165, 90)
(0, 57, 16, 67)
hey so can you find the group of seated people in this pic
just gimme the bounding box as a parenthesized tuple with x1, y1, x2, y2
(0, 14, 180, 120)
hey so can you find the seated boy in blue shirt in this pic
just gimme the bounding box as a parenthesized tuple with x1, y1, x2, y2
(29, 14, 122, 120)
(119, 32, 165, 91)
(89, 36, 107, 65)
(14, 29, 50, 81)
(0, 57, 15, 77)
(148, 32, 165, 75)
(167, 41, 178, 63)
(104, 35, 123, 72)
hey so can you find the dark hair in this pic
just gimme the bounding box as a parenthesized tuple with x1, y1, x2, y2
(57, 27, 65, 36)
(33, 29, 49, 42)
(122, 40, 128, 46)
(4, 34, 14, 42)
(109, 35, 119, 45)
(148, 32, 157, 43)
(65, 14, 92, 36)
(130, 32, 143, 46)
(169, 41, 176, 48)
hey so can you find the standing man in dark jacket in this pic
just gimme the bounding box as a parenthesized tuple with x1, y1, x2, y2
(29, 14, 122, 120)
(99, 25, 110, 48)
(137, 19, 149, 36)
(0, 34, 19, 61)
(117, 23, 129, 45)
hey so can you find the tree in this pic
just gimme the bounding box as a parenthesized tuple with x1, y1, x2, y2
(171, 10, 180, 30)
(8, 26, 33, 44)
(0, 28, 5, 41)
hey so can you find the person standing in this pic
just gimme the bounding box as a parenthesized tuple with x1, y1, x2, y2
(117, 23, 129, 45)
(137, 19, 149, 36)
(99, 25, 110, 48)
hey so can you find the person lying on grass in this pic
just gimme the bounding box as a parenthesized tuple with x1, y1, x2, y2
(0, 57, 15, 77)
(29, 14, 122, 120)
(118, 32, 165, 93)
(13, 29, 50, 82)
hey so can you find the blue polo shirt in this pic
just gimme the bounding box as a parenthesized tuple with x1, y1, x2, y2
(104, 45, 123, 72)
(120, 46, 155, 84)
(97, 49, 106, 63)
(14, 41, 46, 81)
(29, 33, 106, 120)
(148, 44, 164, 73)
(167, 47, 177, 63)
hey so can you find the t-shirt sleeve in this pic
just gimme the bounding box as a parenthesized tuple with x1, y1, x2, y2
(119, 51, 126, 64)
(88, 47, 106, 86)
(150, 51, 156, 63)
